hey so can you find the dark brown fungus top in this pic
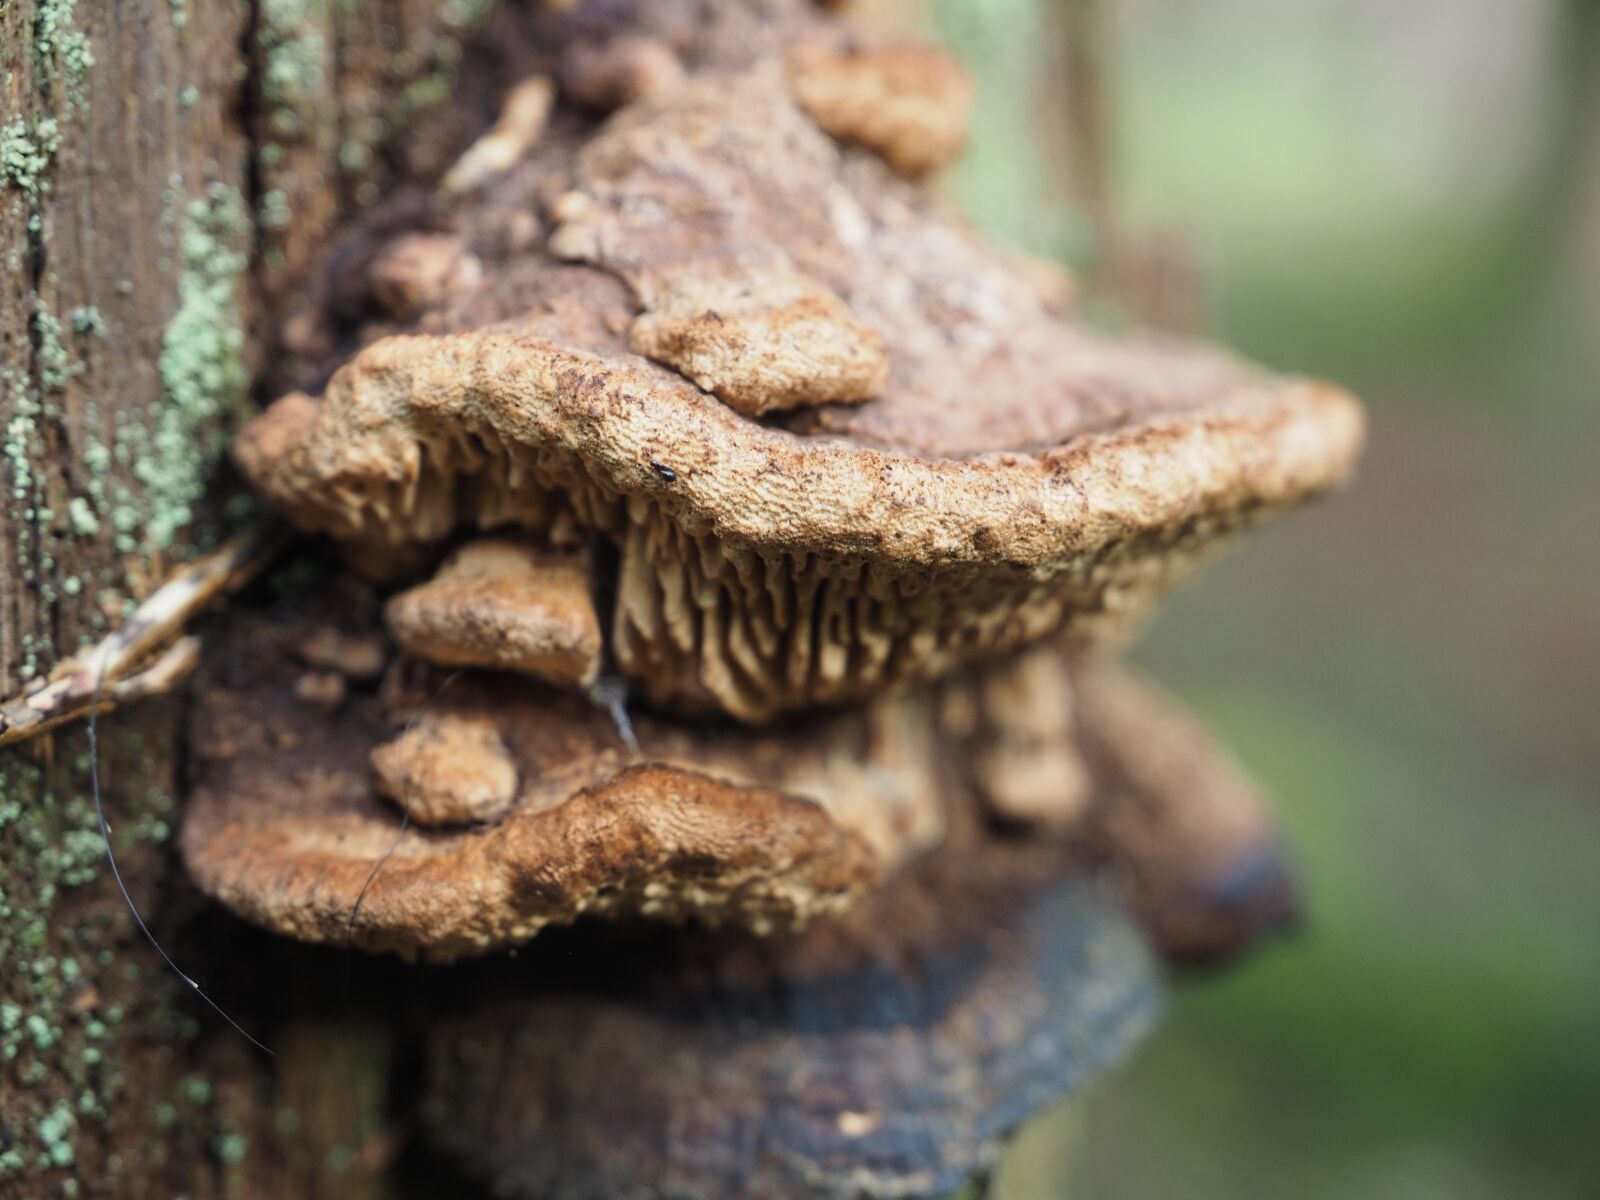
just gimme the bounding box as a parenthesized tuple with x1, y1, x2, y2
(420, 815, 1160, 1200)
(234, 3, 1363, 723)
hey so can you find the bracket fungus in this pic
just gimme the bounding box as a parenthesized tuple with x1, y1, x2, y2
(182, 603, 946, 959)
(383, 536, 603, 688)
(181, 594, 1293, 966)
(231, 0, 1363, 725)
(370, 709, 522, 827)
(788, 39, 977, 177)
(164, 0, 1365, 1191)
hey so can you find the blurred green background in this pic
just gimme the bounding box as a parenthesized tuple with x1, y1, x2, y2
(914, 0, 1600, 1195)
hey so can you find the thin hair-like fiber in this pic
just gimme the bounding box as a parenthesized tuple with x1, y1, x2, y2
(87, 645, 274, 1055)
(334, 667, 466, 1161)
(345, 667, 464, 933)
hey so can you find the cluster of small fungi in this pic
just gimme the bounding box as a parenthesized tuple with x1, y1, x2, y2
(177, 1, 1364, 1195)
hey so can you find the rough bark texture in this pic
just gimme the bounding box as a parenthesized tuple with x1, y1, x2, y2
(0, 2, 504, 1195)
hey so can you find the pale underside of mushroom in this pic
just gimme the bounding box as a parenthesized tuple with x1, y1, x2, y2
(233, 11, 1364, 723)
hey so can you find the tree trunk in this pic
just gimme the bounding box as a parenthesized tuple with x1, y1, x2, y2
(0, 4, 498, 1195)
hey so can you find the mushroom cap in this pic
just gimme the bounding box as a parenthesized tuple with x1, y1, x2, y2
(626, 261, 890, 416)
(370, 709, 521, 826)
(560, 35, 687, 113)
(420, 818, 1160, 1200)
(234, 66, 1362, 721)
(789, 39, 976, 177)
(1072, 661, 1301, 963)
(383, 536, 603, 688)
(968, 643, 1093, 828)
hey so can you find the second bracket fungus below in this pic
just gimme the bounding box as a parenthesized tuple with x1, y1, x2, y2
(175, 0, 1365, 1192)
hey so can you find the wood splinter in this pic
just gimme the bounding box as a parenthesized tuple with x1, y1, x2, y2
(0, 527, 285, 748)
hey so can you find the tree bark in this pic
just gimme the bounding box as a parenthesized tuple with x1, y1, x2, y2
(0, 3, 498, 1195)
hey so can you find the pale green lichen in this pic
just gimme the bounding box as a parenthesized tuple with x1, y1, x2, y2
(2, 0, 97, 702)
(141, 181, 250, 551)
(35, 310, 78, 393)
(36, 1100, 76, 1168)
(213, 1131, 249, 1166)
(0, 726, 219, 1189)
(67, 306, 101, 336)
(259, 187, 291, 230)
(0, 757, 107, 1182)
(3, 366, 46, 623)
(3, 369, 41, 506)
(66, 497, 99, 537)
(440, 0, 493, 29)
(0, 117, 60, 195)
(258, 0, 329, 140)
(33, 0, 94, 115)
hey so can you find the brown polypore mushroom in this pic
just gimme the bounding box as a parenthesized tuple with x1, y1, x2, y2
(370, 709, 520, 826)
(233, 41, 1363, 722)
(966, 644, 1092, 829)
(420, 813, 1159, 1200)
(181, 584, 1295, 965)
(294, 624, 388, 683)
(789, 39, 976, 177)
(142, 10, 1349, 1188)
(626, 262, 890, 416)
(181, 607, 946, 960)
(383, 536, 602, 688)
(560, 35, 685, 112)
(1073, 661, 1300, 963)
